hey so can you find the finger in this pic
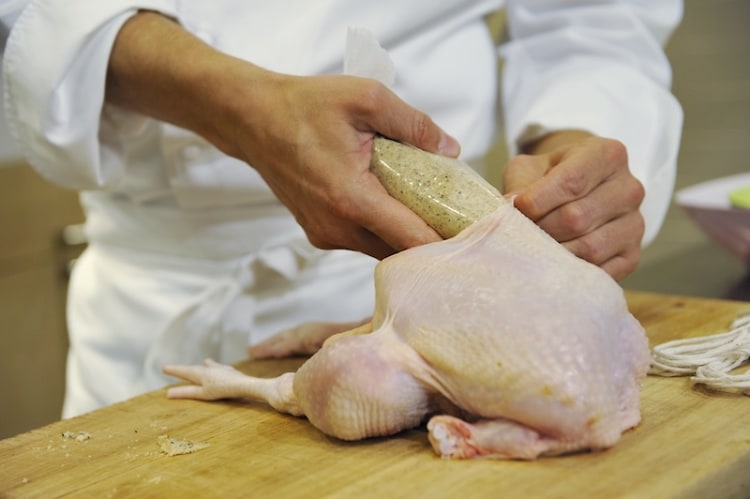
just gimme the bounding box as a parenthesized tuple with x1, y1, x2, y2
(313, 187, 442, 258)
(359, 82, 460, 157)
(311, 223, 397, 260)
(302, 209, 395, 259)
(522, 138, 632, 223)
(561, 210, 644, 271)
(349, 227, 401, 260)
(514, 167, 605, 223)
(563, 218, 642, 280)
(598, 245, 641, 281)
(356, 176, 443, 253)
(534, 173, 641, 242)
(501, 154, 551, 195)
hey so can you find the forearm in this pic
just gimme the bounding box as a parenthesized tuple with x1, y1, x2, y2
(105, 10, 274, 158)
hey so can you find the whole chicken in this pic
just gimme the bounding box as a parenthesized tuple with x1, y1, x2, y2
(164, 192, 650, 460)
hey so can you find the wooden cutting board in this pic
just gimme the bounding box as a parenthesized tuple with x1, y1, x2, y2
(1, 291, 749, 498)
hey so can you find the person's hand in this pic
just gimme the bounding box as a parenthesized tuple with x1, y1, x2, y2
(107, 12, 460, 260)
(502, 131, 645, 280)
(218, 73, 460, 259)
(248, 319, 371, 359)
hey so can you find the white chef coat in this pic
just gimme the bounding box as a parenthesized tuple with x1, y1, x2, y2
(1, 0, 683, 417)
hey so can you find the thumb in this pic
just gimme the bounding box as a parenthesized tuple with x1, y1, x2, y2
(372, 87, 461, 157)
(502, 154, 551, 195)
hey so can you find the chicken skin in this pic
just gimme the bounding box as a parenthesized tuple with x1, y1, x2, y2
(164, 200, 649, 459)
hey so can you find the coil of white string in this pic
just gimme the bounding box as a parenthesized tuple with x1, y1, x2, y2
(649, 311, 750, 395)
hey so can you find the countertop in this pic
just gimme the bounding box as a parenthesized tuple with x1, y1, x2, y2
(1, 291, 749, 498)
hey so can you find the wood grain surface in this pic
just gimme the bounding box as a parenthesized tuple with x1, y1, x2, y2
(1, 291, 749, 498)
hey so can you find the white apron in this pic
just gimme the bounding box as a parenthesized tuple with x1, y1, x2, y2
(64, 208, 377, 416)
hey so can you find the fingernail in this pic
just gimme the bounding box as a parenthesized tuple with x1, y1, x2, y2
(439, 133, 460, 157)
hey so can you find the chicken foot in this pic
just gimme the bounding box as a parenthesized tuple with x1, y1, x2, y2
(164, 359, 303, 416)
(165, 328, 434, 442)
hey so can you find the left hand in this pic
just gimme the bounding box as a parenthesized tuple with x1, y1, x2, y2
(249, 320, 372, 359)
(502, 131, 645, 280)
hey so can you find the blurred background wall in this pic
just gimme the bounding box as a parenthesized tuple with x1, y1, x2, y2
(619, 0, 749, 297)
(1, 0, 748, 438)
(0, 73, 84, 437)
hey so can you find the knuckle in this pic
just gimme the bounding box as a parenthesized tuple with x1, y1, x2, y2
(629, 177, 646, 206)
(327, 190, 359, 221)
(356, 79, 387, 114)
(558, 202, 593, 236)
(559, 168, 589, 199)
(601, 138, 629, 167)
(303, 219, 338, 250)
(573, 235, 604, 265)
(304, 229, 329, 250)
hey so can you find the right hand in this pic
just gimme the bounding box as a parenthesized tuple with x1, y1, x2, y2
(107, 12, 460, 260)
(216, 72, 461, 259)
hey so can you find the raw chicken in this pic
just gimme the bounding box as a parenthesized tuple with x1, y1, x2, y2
(164, 198, 650, 460)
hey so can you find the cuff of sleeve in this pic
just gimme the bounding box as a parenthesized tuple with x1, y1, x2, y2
(2, 0, 178, 190)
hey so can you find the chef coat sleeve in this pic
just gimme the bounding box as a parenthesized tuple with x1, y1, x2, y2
(0, 0, 28, 53)
(500, 0, 684, 246)
(2, 0, 178, 190)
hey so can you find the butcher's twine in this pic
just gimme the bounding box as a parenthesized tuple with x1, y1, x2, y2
(649, 311, 750, 396)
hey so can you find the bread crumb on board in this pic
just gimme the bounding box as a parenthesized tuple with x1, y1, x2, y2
(157, 434, 209, 456)
(61, 431, 92, 442)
